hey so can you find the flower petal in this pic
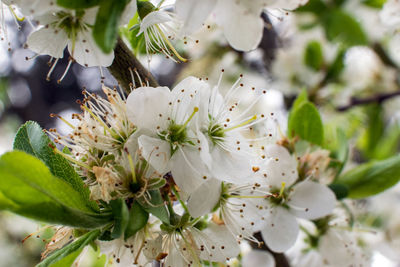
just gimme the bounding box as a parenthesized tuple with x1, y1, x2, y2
(175, 0, 216, 34)
(215, 0, 264, 51)
(26, 26, 68, 58)
(187, 178, 221, 218)
(261, 207, 299, 252)
(126, 86, 171, 131)
(261, 144, 298, 188)
(138, 135, 170, 174)
(71, 31, 114, 67)
(242, 250, 275, 267)
(288, 181, 336, 220)
(120, 0, 137, 25)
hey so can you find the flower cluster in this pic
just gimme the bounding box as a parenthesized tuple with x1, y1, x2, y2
(42, 75, 351, 267)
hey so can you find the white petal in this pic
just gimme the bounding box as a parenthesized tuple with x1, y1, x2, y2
(26, 26, 68, 58)
(170, 147, 210, 196)
(261, 144, 298, 188)
(215, 0, 264, 51)
(139, 10, 174, 33)
(138, 135, 170, 174)
(288, 181, 336, 220)
(126, 86, 171, 131)
(242, 250, 275, 267)
(120, 0, 137, 25)
(187, 178, 221, 218)
(171, 76, 209, 126)
(18, 0, 60, 16)
(198, 223, 240, 262)
(210, 145, 252, 184)
(175, 0, 216, 34)
(261, 207, 299, 252)
(70, 31, 114, 67)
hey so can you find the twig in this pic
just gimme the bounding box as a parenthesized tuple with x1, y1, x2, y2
(108, 38, 159, 93)
(336, 90, 400, 111)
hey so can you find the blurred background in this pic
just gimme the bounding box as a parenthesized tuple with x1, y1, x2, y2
(2, 0, 400, 266)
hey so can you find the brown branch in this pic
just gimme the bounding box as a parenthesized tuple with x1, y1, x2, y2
(108, 38, 159, 93)
(336, 90, 400, 111)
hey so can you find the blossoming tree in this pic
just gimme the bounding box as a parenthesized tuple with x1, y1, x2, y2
(0, 0, 400, 266)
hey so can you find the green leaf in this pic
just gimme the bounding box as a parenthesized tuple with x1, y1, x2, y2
(138, 190, 169, 224)
(362, 0, 387, 8)
(37, 230, 101, 267)
(13, 121, 98, 211)
(288, 102, 324, 146)
(335, 155, 400, 198)
(0, 151, 112, 228)
(291, 89, 309, 112)
(49, 248, 84, 267)
(93, 0, 129, 53)
(56, 0, 100, 9)
(125, 200, 148, 239)
(328, 184, 348, 200)
(359, 104, 385, 158)
(296, 0, 327, 14)
(325, 49, 345, 82)
(304, 40, 324, 71)
(322, 9, 368, 47)
(110, 199, 129, 239)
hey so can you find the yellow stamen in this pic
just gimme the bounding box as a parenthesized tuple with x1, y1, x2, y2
(8, 6, 25, 22)
(224, 115, 257, 132)
(51, 146, 91, 170)
(50, 113, 75, 129)
(81, 105, 114, 136)
(279, 182, 286, 198)
(177, 107, 199, 134)
(126, 150, 137, 184)
(156, 25, 188, 62)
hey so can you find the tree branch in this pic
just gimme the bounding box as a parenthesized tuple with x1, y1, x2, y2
(108, 38, 159, 93)
(336, 90, 400, 111)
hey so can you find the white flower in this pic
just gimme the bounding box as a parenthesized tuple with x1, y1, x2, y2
(145, 223, 240, 267)
(97, 228, 149, 266)
(25, 8, 114, 81)
(187, 179, 265, 243)
(380, 0, 400, 30)
(137, 8, 187, 63)
(175, 0, 308, 51)
(199, 76, 265, 184)
(255, 144, 336, 252)
(126, 76, 212, 196)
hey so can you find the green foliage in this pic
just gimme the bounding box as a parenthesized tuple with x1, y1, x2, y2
(335, 155, 400, 198)
(37, 230, 101, 267)
(93, 0, 130, 53)
(13, 121, 98, 211)
(110, 199, 130, 239)
(48, 248, 84, 267)
(325, 49, 345, 82)
(288, 91, 324, 146)
(321, 9, 368, 47)
(328, 183, 349, 200)
(56, 0, 100, 9)
(363, 0, 387, 8)
(125, 201, 149, 239)
(304, 40, 324, 71)
(138, 190, 170, 224)
(0, 151, 112, 228)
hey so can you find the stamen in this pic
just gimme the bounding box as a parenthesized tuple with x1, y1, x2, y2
(50, 113, 75, 129)
(156, 25, 187, 62)
(224, 115, 257, 132)
(8, 5, 24, 22)
(279, 182, 286, 198)
(176, 107, 198, 134)
(49, 144, 91, 170)
(81, 105, 114, 136)
(124, 148, 137, 184)
(57, 58, 73, 84)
